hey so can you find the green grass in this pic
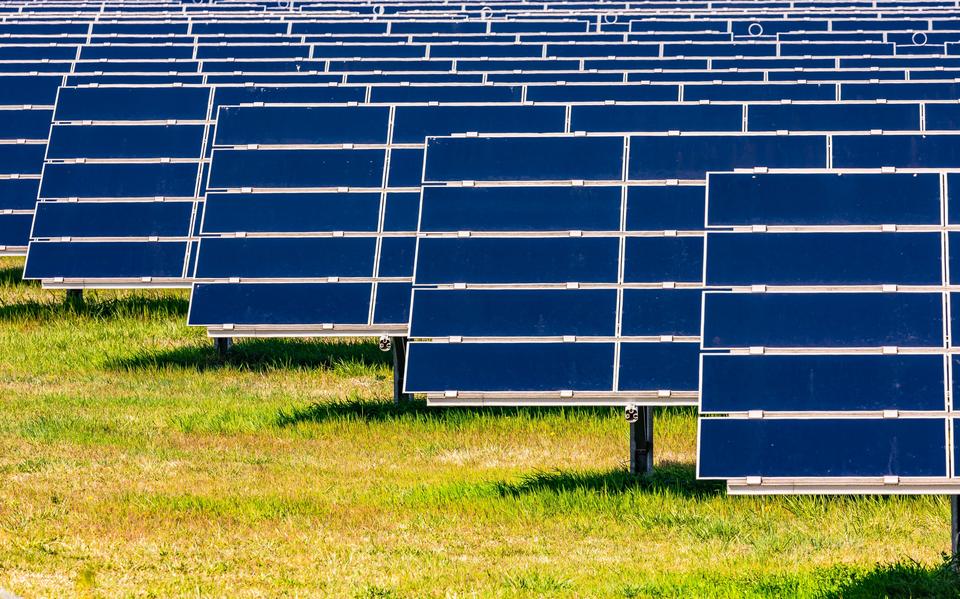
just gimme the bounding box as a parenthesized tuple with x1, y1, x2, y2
(0, 256, 957, 597)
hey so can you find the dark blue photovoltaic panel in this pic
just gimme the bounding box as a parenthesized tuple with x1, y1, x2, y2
(376, 237, 417, 278)
(408, 288, 617, 337)
(191, 22, 287, 35)
(684, 83, 835, 102)
(707, 173, 941, 226)
(201, 192, 381, 233)
(24, 241, 187, 279)
(626, 186, 705, 230)
(459, 59, 581, 72)
(701, 354, 946, 412)
(429, 44, 542, 58)
(0, 178, 40, 210)
(332, 59, 453, 73)
(591, 58, 706, 71)
(0, 46, 76, 61)
(0, 76, 61, 105)
(0, 109, 52, 139)
(40, 163, 199, 198)
(54, 86, 211, 121)
(948, 231, 960, 284)
(833, 134, 960, 168)
(423, 137, 623, 182)
(405, 342, 615, 392)
(698, 418, 947, 478)
(568, 104, 742, 133)
(75, 61, 199, 75)
(386, 148, 425, 188)
(212, 85, 366, 107)
(0, 144, 45, 174)
(32, 202, 193, 238)
(706, 233, 942, 285)
(623, 236, 704, 283)
(188, 282, 372, 325)
(618, 342, 700, 390)
(842, 82, 960, 101)
(197, 45, 312, 59)
(369, 85, 522, 104)
(524, 84, 679, 102)
(373, 282, 413, 325)
(664, 42, 776, 57)
(628, 135, 827, 179)
(194, 237, 376, 279)
(215, 106, 390, 146)
(351, 74, 482, 85)
(383, 193, 420, 232)
(414, 237, 620, 285)
(702, 293, 944, 348)
(0, 214, 32, 246)
(924, 104, 960, 130)
(208, 149, 385, 189)
(947, 294, 960, 333)
(392, 105, 567, 143)
(418, 185, 621, 232)
(80, 45, 195, 60)
(621, 289, 702, 336)
(747, 103, 920, 132)
(46, 125, 205, 159)
(547, 43, 661, 57)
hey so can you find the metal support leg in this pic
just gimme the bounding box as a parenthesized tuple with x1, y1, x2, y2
(629, 406, 654, 476)
(391, 336, 409, 404)
(214, 337, 233, 358)
(952, 495, 960, 558)
(65, 289, 83, 305)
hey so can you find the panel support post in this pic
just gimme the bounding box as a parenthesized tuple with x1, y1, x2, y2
(391, 336, 409, 404)
(65, 289, 83, 306)
(952, 495, 960, 560)
(214, 337, 233, 358)
(628, 406, 654, 476)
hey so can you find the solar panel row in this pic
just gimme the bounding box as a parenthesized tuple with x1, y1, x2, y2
(13, 0, 960, 494)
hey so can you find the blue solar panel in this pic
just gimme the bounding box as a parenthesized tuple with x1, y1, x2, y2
(706, 172, 941, 226)
(703, 292, 945, 349)
(406, 342, 616, 393)
(696, 163, 959, 491)
(409, 133, 717, 402)
(627, 135, 828, 179)
(705, 232, 942, 286)
(698, 419, 948, 478)
(700, 354, 947, 412)
(14, 8, 960, 488)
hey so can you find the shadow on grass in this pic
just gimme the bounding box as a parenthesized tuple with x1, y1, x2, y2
(107, 337, 392, 373)
(495, 462, 724, 499)
(0, 264, 34, 287)
(275, 397, 618, 426)
(0, 293, 188, 321)
(824, 554, 960, 599)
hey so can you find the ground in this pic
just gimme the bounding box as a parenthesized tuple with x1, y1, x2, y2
(0, 256, 957, 598)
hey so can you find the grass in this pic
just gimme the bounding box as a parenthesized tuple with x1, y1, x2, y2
(0, 255, 957, 597)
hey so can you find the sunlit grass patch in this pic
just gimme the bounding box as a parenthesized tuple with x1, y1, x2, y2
(0, 255, 953, 597)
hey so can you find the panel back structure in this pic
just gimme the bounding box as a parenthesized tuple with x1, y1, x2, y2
(698, 169, 960, 494)
(407, 132, 830, 405)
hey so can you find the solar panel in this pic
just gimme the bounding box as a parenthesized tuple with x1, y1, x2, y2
(13, 0, 960, 496)
(188, 102, 569, 336)
(698, 169, 955, 493)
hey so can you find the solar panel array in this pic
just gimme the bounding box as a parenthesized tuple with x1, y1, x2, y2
(12, 0, 960, 493)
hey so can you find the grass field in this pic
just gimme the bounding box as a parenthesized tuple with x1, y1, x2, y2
(0, 255, 958, 598)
